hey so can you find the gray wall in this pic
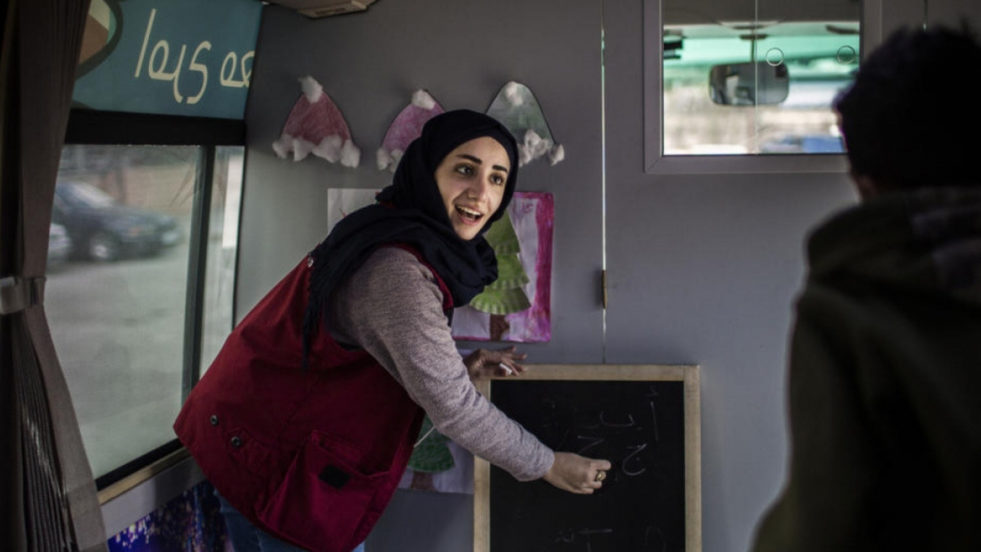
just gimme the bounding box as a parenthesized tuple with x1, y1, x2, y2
(602, 3, 854, 548)
(239, 0, 604, 363)
(228, 0, 969, 551)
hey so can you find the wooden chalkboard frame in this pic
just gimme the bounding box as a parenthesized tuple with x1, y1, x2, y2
(473, 364, 701, 552)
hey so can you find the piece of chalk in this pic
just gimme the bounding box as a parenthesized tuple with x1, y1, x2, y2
(499, 363, 513, 375)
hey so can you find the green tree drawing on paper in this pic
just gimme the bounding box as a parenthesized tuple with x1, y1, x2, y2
(470, 211, 530, 341)
(408, 415, 453, 474)
(406, 415, 454, 490)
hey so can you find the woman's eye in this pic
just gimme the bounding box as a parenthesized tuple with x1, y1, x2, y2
(491, 175, 505, 185)
(455, 164, 474, 176)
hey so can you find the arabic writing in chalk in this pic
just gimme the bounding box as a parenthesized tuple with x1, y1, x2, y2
(542, 385, 662, 482)
(133, 9, 254, 105)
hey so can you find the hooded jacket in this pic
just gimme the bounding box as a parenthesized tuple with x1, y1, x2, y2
(753, 187, 981, 551)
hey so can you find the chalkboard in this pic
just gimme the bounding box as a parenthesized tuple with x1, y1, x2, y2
(474, 365, 700, 552)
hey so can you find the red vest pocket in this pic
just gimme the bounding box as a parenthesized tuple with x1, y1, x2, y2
(223, 426, 281, 478)
(257, 430, 389, 552)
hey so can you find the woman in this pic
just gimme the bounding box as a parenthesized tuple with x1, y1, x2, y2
(174, 110, 610, 552)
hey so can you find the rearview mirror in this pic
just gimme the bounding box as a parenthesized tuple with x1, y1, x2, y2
(709, 62, 789, 106)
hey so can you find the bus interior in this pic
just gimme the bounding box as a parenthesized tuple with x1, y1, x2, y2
(4, 0, 980, 550)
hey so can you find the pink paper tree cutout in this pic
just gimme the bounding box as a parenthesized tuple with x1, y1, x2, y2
(272, 75, 361, 168)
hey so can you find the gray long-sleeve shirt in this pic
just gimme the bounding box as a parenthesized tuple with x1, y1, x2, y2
(326, 246, 554, 481)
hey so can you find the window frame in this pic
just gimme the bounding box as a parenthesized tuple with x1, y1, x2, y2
(643, 0, 884, 174)
(62, 108, 245, 496)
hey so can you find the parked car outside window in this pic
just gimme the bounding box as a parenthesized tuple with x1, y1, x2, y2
(52, 181, 181, 262)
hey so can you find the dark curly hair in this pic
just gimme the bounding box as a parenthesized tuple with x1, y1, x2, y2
(833, 24, 981, 191)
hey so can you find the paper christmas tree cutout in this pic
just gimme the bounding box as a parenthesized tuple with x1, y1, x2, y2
(407, 415, 454, 473)
(377, 90, 444, 171)
(486, 81, 565, 167)
(470, 211, 531, 341)
(272, 75, 361, 168)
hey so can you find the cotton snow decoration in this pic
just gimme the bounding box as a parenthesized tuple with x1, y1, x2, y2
(376, 89, 444, 172)
(548, 144, 565, 165)
(503, 81, 525, 107)
(412, 89, 436, 110)
(272, 75, 361, 168)
(486, 81, 565, 167)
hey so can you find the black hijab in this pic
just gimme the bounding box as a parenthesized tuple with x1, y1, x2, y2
(302, 109, 519, 363)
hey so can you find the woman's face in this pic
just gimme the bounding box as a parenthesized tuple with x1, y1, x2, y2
(434, 136, 510, 241)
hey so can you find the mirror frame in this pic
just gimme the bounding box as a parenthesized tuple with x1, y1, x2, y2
(708, 62, 791, 106)
(643, 0, 884, 174)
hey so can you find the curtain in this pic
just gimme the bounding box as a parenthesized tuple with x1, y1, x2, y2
(0, 0, 106, 550)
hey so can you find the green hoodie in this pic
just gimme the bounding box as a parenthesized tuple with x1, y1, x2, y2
(753, 187, 981, 551)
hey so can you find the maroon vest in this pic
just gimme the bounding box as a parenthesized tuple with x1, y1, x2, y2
(174, 246, 452, 552)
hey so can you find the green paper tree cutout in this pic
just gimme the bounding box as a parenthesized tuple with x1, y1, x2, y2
(407, 415, 454, 473)
(470, 212, 531, 340)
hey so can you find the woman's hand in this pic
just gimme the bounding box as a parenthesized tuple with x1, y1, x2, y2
(543, 452, 613, 494)
(463, 346, 527, 380)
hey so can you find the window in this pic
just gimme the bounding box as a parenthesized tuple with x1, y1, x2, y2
(47, 114, 244, 486)
(644, 0, 876, 173)
(52, 0, 258, 489)
(200, 146, 243, 375)
(663, 22, 859, 155)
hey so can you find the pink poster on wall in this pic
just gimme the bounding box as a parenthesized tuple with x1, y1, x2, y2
(450, 191, 553, 343)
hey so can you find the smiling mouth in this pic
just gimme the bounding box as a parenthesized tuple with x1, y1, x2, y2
(455, 205, 484, 224)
